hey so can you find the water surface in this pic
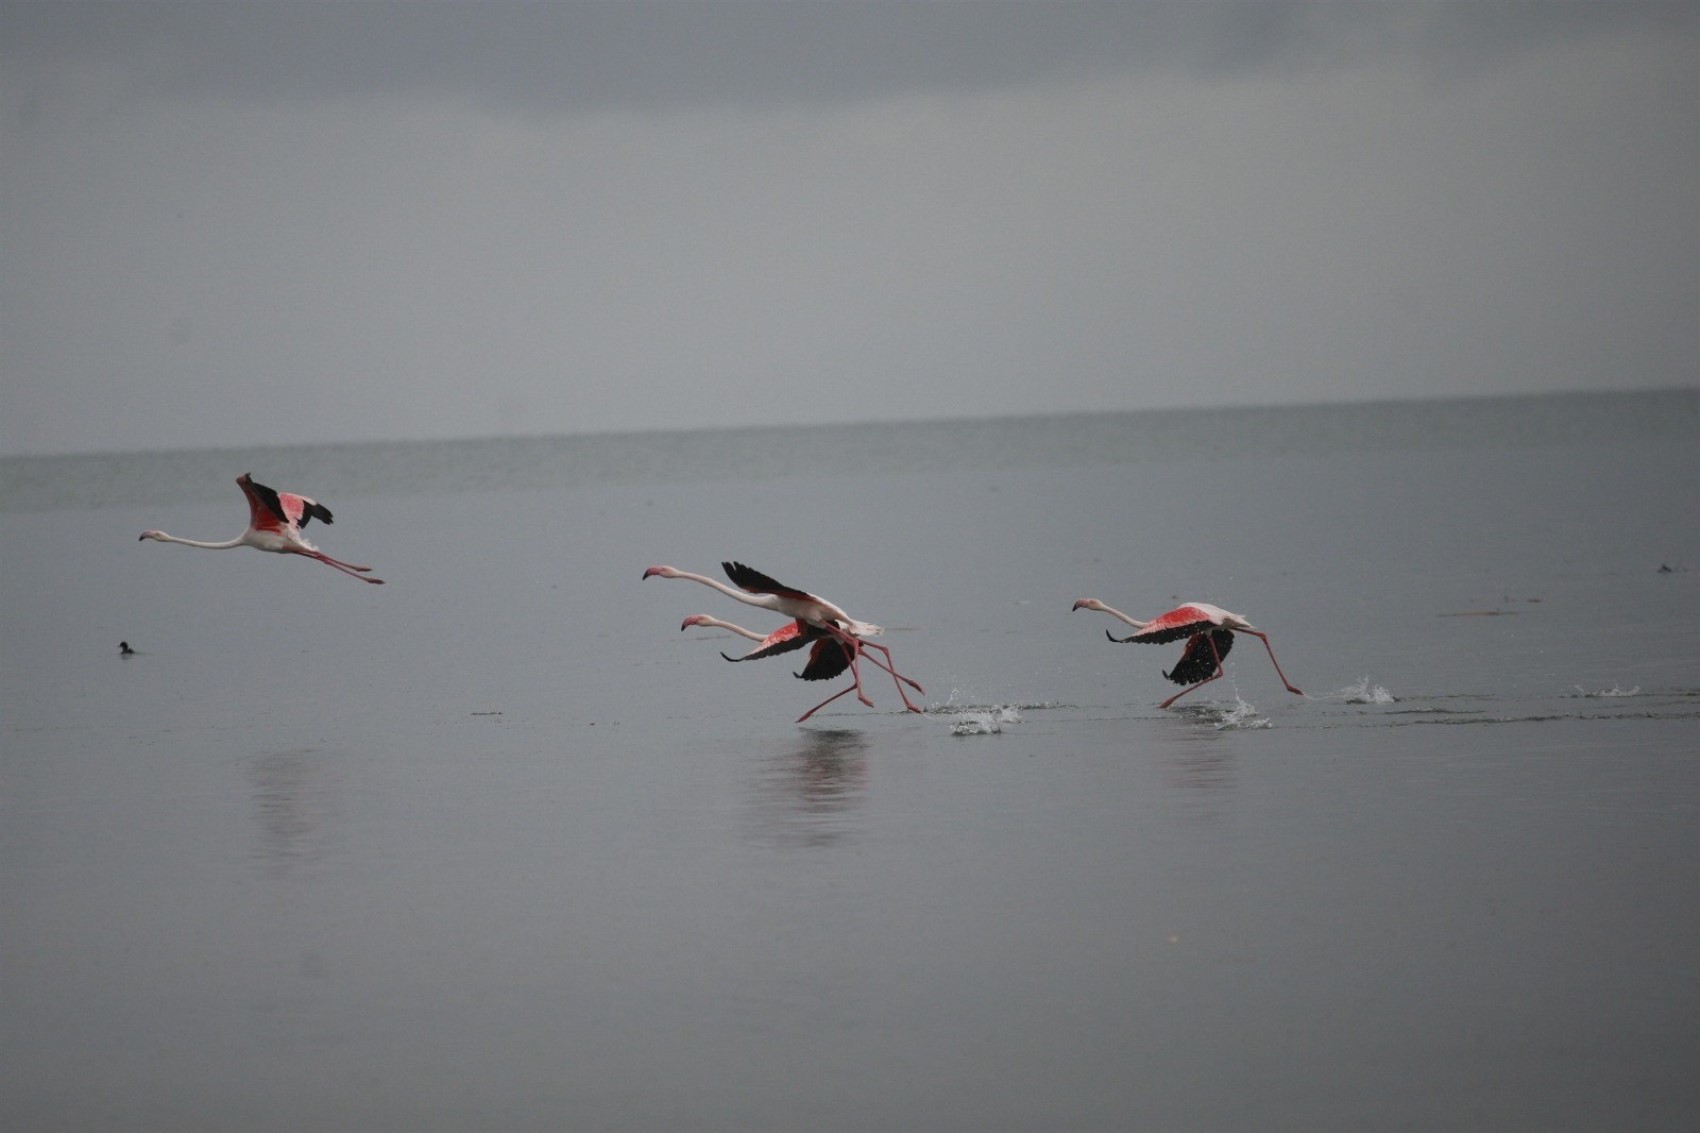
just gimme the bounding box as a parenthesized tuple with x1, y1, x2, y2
(3, 391, 1697, 1130)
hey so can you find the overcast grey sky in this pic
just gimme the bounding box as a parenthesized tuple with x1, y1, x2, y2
(2, 1, 1695, 456)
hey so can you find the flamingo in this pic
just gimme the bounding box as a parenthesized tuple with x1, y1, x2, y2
(680, 614, 877, 720)
(139, 473, 384, 584)
(645, 562, 924, 720)
(1071, 599, 1303, 709)
(679, 614, 841, 673)
(683, 609, 915, 722)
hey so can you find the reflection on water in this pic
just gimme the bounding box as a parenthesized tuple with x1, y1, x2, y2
(247, 748, 337, 873)
(1151, 719, 1240, 822)
(744, 729, 869, 848)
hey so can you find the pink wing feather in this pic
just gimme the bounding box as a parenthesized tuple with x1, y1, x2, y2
(1125, 605, 1218, 645)
(238, 473, 333, 533)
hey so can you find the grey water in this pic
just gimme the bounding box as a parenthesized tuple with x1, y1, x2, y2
(3, 390, 1697, 1131)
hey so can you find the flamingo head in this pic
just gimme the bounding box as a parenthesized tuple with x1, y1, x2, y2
(680, 614, 714, 631)
(1071, 598, 1106, 613)
(139, 530, 165, 542)
(642, 565, 680, 581)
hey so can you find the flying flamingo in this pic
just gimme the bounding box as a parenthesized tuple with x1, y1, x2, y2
(681, 614, 877, 720)
(680, 614, 842, 673)
(684, 609, 915, 722)
(1071, 598, 1303, 708)
(140, 473, 384, 584)
(645, 562, 924, 720)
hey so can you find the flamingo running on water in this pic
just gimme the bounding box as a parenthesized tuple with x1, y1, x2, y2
(681, 614, 876, 718)
(645, 562, 924, 721)
(1071, 599, 1303, 709)
(680, 614, 836, 669)
(140, 473, 384, 584)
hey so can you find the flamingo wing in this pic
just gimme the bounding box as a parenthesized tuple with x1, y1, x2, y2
(1162, 629, 1235, 685)
(1117, 604, 1220, 645)
(237, 474, 287, 534)
(279, 490, 333, 529)
(722, 561, 814, 602)
(239, 473, 334, 533)
(796, 637, 853, 682)
(722, 620, 818, 663)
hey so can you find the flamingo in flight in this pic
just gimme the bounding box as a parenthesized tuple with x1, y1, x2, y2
(140, 473, 384, 584)
(645, 562, 924, 721)
(680, 614, 840, 673)
(681, 614, 877, 719)
(1071, 599, 1303, 709)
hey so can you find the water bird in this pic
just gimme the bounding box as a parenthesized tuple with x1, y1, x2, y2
(681, 614, 875, 714)
(645, 562, 924, 721)
(118, 641, 135, 656)
(140, 473, 384, 584)
(1071, 599, 1303, 709)
(681, 613, 850, 681)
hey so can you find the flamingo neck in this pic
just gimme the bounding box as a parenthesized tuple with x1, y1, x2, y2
(667, 569, 783, 612)
(154, 533, 246, 550)
(690, 616, 766, 641)
(1095, 603, 1148, 629)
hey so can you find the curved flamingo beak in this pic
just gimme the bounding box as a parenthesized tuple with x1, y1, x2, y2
(642, 566, 664, 580)
(1071, 599, 1090, 611)
(680, 615, 705, 631)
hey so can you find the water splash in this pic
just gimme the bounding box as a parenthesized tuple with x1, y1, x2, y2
(1213, 698, 1271, 730)
(1573, 684, 1641, 698)
(1328, 676, 1397, 704)
(949, 705, 1024, 736)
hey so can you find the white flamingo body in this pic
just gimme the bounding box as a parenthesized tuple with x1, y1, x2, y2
(140, 473, 383, 584)
(1071, 598, 1302, 709)
(646, 562, 921, 721)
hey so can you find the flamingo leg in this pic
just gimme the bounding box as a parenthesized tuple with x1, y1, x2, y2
(1158, 635, 1227, 709)
(825, 627, 875, 708)
(853, 641, 925, 693)
(1247, 631, 1304, 697)
(296, 549, 385, 584)
(796, 681, 859, 723)
(790, 635, 924, 721)
(853, 639, 926, 713)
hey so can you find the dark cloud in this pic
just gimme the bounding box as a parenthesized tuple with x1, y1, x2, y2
(5, 1, 1694, 113)
(3, 0, 1694, 455)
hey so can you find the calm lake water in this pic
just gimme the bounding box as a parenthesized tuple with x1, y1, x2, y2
(3, 391, 1698, 1131)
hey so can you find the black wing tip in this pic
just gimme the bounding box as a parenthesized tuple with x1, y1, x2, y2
(797, 639, 853, 682)
(247, 478, 288, 525)
(723, 560, 784, 593)
(1162, 629, 1234, 684)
